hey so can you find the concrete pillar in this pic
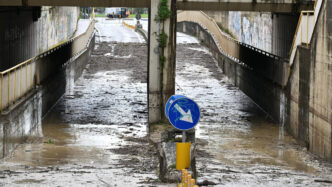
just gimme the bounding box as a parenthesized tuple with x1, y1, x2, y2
(148, 0, 176, 123)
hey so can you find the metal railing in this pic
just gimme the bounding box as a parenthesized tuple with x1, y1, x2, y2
(0, 19, 95, 112)
(0, 58, 36, 112)
(289, 0, 323, 65)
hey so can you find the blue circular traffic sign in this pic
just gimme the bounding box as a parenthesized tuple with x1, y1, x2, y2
(165, 95, 200, 130)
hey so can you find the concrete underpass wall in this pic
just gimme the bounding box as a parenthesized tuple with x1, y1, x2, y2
(40, 35, 95, 117)
(0, 91, 42, 158)
(204, 11, 298, 58)
(177, 21, 283, 125)
(285, 0, 332, 160)
(0, 31, 95, 159)
(179, 0, 332, 161)
(0, 6, 79, 71)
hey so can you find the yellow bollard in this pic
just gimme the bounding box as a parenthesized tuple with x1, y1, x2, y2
(190, 179, 196, 187)
(184, 172, 188, 187)
(176, 142, 191, 170)
(181, 169, 186, 183)
(187, 175, 192, 185)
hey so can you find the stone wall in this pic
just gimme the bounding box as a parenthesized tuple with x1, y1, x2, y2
(0, 6, 80, 71)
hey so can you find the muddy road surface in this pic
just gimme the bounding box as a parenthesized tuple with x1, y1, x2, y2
(0, 19, 165, 186)
(175, 43, 332, 186)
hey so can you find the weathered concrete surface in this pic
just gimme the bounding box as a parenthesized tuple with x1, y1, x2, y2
(0, 0, 314, 12)
(177, 0, 314, 12)
(175, 40, 332, 186)
(39, 34, 95, 117)
(204, 11, 298, 58)
(177, 11, 289, 87)
(0, 0, 151, 7)
(0, 22, 95, 159)
(0, 91, 42, 158)
(0, 23, 170, 185)
(148, 0, 161, 123)
(285, 0, 332, 161)
(156, 128, 196, 182)
(0, 6, 79, 71)
(148, 0, 176, 123)
(178, 0, 332, 162)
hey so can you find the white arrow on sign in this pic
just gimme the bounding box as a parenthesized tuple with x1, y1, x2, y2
(174, 104, 193, 123)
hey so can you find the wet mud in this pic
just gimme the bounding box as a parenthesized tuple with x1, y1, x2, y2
(0, 41, 165, 186)
(176, 43, 332, 186)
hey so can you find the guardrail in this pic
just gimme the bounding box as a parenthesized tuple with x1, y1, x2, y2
(122, 20, 148, 42)
(289, 0, 323, 65)
(0, 19, 95, 112)
(123, 21, 136, 30)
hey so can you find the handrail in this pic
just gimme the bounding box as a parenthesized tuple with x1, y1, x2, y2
(178, 11, 284, 62)
(0, 19, 95, 112)
(289, 0, 323, 65)
(0, 58, 34, 75)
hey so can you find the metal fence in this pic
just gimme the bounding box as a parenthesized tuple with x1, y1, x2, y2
(0, 20, 95, 112)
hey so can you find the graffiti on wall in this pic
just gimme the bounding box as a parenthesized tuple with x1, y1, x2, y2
(39, 6, 79, 53)
(228, 12, 241, 40)
(228, 11, 272, 53)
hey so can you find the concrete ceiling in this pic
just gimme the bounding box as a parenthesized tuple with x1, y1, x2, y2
(0, 0, 314, 13)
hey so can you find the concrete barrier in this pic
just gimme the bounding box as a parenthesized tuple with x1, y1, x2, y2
(122, 20, 148, 42)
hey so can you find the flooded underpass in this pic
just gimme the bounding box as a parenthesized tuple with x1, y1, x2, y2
(175, 42, 332, 186)
(0, 19, 162, 186)
(1, 17, 332, 186)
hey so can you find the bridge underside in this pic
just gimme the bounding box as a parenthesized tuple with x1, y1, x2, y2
(177, 2, 313, 13)
(1, 0, 314, 13)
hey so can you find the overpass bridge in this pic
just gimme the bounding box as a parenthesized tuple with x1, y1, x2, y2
(0, 0, 314, 12)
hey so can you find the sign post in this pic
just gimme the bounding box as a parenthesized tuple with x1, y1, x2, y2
(165, 95, 200, 170)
